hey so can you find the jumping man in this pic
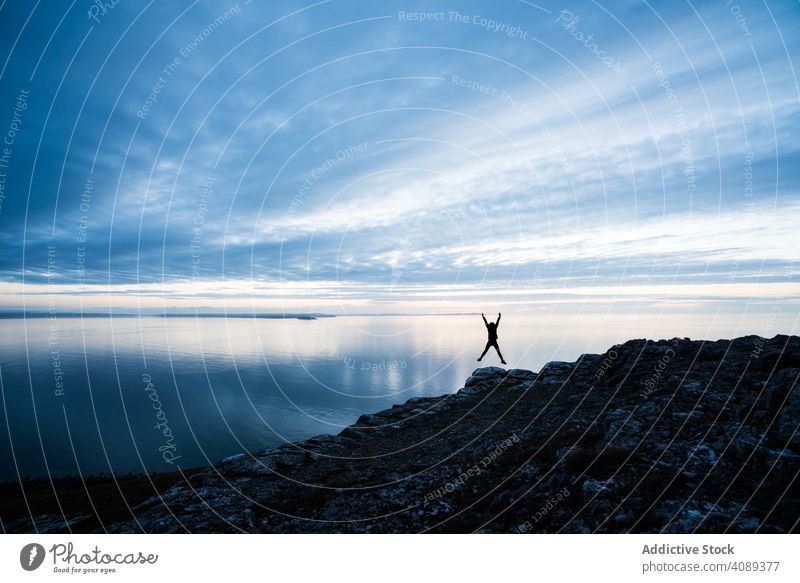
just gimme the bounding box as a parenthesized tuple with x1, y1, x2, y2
(477, 312, 507, 365)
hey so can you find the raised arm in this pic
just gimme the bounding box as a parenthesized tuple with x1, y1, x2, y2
(481, 313, 488, 327)
(495, 313, 502, 326)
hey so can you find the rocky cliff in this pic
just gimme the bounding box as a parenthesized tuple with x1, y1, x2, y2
(11, 335, 800, 533)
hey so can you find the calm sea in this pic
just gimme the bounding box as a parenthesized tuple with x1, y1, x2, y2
(0, 310, 790, 480)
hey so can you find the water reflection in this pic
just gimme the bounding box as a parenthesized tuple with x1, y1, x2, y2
(0, 310, 790, 479)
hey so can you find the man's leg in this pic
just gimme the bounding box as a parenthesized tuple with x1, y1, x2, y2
(477, 341, 492, 361)
(493, 342, 507, 365)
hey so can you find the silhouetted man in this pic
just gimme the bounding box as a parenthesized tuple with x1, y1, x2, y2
(477, 312, 507, 365)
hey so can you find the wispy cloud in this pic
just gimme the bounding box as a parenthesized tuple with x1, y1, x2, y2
(0, 0, 797, 312)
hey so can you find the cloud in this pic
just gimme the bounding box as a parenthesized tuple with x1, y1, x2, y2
(0, 0, 797, 312)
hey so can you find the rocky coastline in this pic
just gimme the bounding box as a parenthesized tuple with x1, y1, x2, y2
(4, 334, 798, 534)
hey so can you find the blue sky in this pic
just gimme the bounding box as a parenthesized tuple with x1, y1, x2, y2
(0, 0, 798, 313)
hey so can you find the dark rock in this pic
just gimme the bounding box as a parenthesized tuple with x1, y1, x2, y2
(9, 334, 798, 534)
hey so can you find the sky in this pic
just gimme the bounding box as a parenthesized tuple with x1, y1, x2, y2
(0, 0, 798, 315)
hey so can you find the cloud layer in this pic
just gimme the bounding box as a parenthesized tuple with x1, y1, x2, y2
(0, 0, 798, 312)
